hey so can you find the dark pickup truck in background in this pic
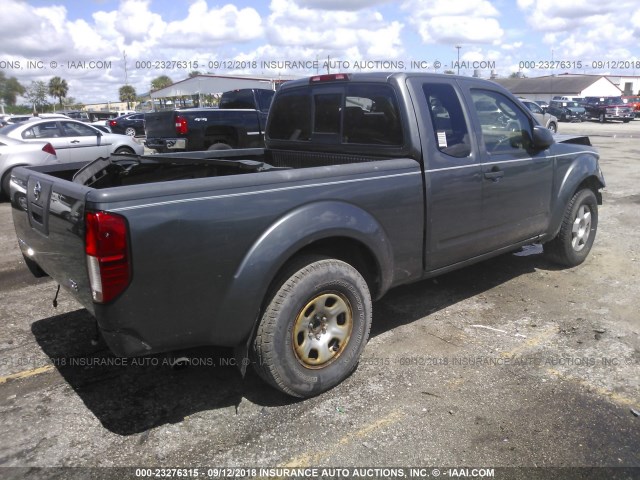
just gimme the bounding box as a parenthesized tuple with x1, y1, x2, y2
(144, 88, 274, 152)
(10, 72, 604, 397)
(582, 96, 634, 123)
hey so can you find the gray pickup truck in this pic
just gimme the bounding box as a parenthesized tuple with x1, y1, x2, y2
(10, 73, 605, 397)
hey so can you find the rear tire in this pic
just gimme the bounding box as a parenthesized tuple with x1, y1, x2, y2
(544, 189, 598, 267)
(124, 127, 136, 136)
(207, 143, 232, 151)
(599, 113, 605, 123)
(252, 256, 372, 398)
(548, 122, 557, 133)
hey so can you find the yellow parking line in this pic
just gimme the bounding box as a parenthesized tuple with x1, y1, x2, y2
(282, 410, 404, 467)
(0, 365, 55, 384)
(546, 368, 640, 410)
(500, 325, 558, 357)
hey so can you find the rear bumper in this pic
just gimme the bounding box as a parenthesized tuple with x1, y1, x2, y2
(144, 137, 187, 151)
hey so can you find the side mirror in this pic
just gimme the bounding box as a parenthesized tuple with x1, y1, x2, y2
(532, 125, 554, 149)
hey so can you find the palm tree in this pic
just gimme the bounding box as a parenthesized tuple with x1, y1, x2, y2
(119, 85, 137, 109)
(48, 76, 69, 106)
(150, 75, 173, 92)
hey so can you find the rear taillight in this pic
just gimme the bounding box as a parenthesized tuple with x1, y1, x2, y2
(85, 211, 130, 303)
(175, 115, 188, 135)
(109, 120, 117, 127)
(42, 143, 56, 156)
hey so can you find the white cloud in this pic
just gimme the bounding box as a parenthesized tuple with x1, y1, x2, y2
(295, 0, 392, 10)
(263, 0, 404, 59)
(403, 0, 503, 44)
(164, 1, 263, 48)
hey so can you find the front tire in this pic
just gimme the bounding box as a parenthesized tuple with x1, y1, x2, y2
(548, 122, 557, 133)
(1, 168, 13, 201)
(252, 256, 372, 398)
(544, 189, 598, 267)
(114, 147, 134, 155)
(599, 113, 605, 123)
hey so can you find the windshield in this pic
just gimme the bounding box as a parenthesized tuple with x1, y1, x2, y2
(604, 98, 624, 105)
(565, 102, 581, 108)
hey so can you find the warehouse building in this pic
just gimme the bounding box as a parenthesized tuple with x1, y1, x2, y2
(492, 74, 622, 103)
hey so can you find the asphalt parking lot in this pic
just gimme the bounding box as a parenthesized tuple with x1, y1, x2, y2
(0, 120, 639, 478)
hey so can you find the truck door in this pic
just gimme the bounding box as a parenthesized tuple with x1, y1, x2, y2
(406, 78, 485, 270)
(465, 87, 553, 251)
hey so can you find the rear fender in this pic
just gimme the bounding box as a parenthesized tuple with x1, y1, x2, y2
(218, 200, 394, 344)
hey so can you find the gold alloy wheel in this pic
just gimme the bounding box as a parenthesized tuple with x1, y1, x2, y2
(292, 292, 353, 369)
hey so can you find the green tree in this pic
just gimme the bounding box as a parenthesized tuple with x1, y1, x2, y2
(0, 71, 26, 106)
(48, 76, 69, 106)
(443, 70, 455, 74)
(25, 80, 49, 112)
(150, 75, 173, 92)
(188, 70, 202, 78)
(119, 84, 137, 109)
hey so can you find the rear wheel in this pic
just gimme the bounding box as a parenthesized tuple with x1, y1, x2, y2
(544, 189, 598, 266)
(252, 256, 372, 398)
(599, 113, 605, 123)
(124, 127, 136, 136)
(548, 122, 557, 133)
(207, 142, 232, 151)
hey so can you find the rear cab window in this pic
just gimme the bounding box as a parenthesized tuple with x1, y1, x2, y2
(267, 83, 403, 146)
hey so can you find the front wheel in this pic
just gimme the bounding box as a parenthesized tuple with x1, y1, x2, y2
(114, 147, 134, 155)
(1, 167, 13, 200)
(548, 122, 557, 133)
(544, 189, 598, 266)
(252, 256, 372, 398)
(599, 113, 605, 123)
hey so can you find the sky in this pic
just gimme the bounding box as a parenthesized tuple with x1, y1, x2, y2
(0, 0, 639, 104)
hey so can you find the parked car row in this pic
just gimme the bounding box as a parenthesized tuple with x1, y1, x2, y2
(529, 96, 636, 123)
(0, 117, 144, 199)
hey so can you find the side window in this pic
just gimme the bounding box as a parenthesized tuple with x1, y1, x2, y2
(525, 102, 543, 115)
(22, 122, 62, 139)
(422, 83, 471, 158)
(471, 89, 533, 154)
(343, 84, 402, 145)
(61, 121, 97, 136)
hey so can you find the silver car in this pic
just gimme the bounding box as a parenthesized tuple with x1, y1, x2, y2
(0, 118, 143, 163)
(520, 99, 559, 133)
(0, 135, 58, 199)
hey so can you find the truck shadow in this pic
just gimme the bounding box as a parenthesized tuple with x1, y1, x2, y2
(31, 246, 557, 435)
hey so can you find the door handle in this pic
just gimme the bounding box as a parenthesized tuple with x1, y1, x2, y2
(484, 167, 504, 181)
(70, 140, 80, 144)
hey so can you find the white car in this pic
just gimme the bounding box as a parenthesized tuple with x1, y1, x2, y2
(0, 135, 58, 199)
(0, 118, 143, 163)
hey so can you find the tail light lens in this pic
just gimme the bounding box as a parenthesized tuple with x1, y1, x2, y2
(85, 211, 130, 303)
(175, 115, 188, 135)
(109, 120, 117, 127)
(42, 143, 56, 156)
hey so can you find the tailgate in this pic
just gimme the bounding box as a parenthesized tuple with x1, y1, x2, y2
(143, 111, 178, 138)
(11, 163, 95, 314)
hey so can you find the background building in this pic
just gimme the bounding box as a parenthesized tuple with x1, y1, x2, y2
(492, 74, 622, 103)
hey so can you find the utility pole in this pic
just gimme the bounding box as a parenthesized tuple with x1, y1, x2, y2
(123, 51, 128, 85)
(456, 45, 461, 75)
